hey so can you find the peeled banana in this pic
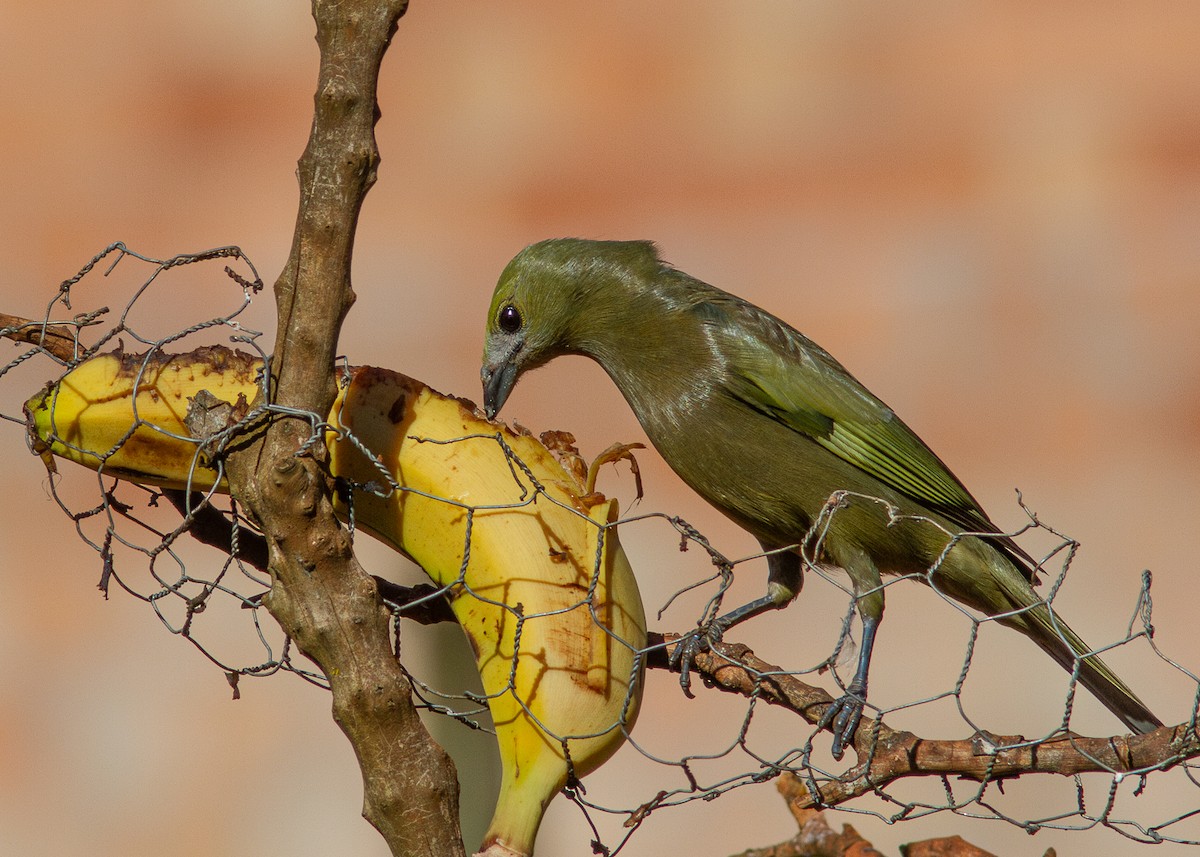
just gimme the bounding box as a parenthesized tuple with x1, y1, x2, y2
(24, 347, 647, 857)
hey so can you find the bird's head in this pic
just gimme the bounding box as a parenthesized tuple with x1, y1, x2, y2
(481, 238, 660, 419)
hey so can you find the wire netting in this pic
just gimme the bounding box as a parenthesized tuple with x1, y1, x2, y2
(3, 245, 1199, 855)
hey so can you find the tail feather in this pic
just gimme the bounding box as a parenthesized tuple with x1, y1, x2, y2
(1001, 597, 1162, 735)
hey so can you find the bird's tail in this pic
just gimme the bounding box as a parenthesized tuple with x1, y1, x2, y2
(993, 575, 1162, 735)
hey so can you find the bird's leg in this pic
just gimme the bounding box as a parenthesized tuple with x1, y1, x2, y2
(821, 611, 879, 759)
(672, 548, 802, 696)
(820, 563, 884, 760)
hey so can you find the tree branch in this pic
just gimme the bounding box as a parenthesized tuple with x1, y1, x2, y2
(648, 634, 1197, 810)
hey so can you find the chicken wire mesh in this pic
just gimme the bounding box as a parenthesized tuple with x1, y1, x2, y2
(2, 244, 1199, 855)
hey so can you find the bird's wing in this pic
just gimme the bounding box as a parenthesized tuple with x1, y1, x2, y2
(700, 295, 1036, 572)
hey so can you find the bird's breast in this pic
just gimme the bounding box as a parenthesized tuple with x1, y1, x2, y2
(629, 387, 817, 541)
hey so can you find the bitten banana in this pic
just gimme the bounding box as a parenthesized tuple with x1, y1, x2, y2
(25, 347, 647, 857)
(327, 367, 646, 857)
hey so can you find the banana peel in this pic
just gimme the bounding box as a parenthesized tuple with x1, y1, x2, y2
(24, 347, 647, 857)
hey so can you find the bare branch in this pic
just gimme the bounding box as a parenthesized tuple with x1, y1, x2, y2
(197, 2, 463, 855)
(649, 633, 1197, 810)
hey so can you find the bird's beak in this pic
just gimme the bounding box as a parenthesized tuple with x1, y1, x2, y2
(482, 355, 519, 420)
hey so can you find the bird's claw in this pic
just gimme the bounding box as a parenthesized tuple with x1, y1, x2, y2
(670, 623, 725, 698)
(819, 688, 866, 760)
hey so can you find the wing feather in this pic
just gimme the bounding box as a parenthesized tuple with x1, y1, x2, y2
(692, 291, 1036, 573)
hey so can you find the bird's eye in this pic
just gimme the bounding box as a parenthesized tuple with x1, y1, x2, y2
(498, 304, 522, 334)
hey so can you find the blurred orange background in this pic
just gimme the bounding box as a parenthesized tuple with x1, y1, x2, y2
(2, 3, 1199, 856)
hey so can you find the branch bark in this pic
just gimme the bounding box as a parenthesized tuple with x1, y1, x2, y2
(203, 2, 464, 855)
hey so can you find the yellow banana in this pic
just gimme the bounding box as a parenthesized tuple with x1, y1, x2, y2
(327, 367, 646, 857)
(24, 345, 262, 491)
(24, 347, 647, 857)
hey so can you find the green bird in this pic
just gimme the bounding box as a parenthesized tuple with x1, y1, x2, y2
(480, 237, 1162, 757)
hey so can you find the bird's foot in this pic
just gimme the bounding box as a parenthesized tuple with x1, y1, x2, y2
(819, 685, 867, 761)
(669, 623, 725, 698)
